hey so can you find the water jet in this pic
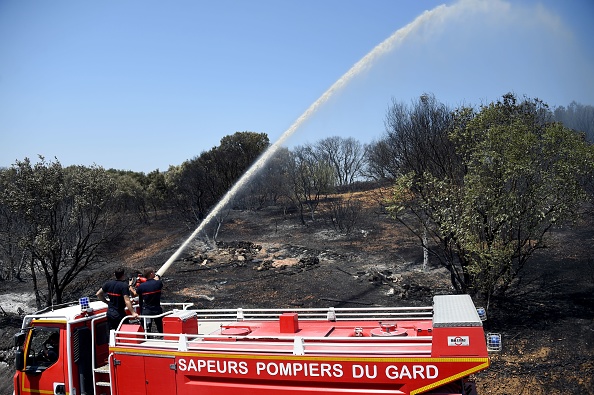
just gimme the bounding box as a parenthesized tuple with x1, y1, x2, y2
(157, 5, 449, 277)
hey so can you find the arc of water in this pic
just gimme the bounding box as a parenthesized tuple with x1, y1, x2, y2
(156, 6, 446, 277)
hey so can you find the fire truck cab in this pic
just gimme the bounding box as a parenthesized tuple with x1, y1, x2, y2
(13, 299, 114, 395)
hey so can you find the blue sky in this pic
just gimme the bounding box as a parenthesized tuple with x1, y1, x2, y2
(1, 0, 593, 173)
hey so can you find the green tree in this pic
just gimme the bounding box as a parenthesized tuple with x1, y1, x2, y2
(0, 167, 29, 281)
(1, 158, 126, 307)
(387, 94, 594, 304)
(168, 131, 270, 227)
(216, 131, 270, 189)
(108, 169, 170, 222)
(108, 170, 150, 223)
(145, 169, 170, 215)
(166, 159, 211, 225)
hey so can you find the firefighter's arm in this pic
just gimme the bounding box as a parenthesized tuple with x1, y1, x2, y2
(96, 288, 108, 304)
(124, 295, 138, 318)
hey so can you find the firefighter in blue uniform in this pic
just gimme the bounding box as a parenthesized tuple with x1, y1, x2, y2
(97, 267, 138, 330)
(136, 267, 164, 333)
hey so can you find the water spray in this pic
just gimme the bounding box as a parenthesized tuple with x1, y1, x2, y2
(156, 6, 447, 277)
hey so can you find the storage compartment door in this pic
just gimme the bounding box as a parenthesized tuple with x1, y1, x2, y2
(145, 356, 177, 395)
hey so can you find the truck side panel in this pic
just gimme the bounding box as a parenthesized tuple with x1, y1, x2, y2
(112, 353, 177, 395)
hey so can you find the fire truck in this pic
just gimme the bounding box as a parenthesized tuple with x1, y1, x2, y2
(13, 293, 500, 395)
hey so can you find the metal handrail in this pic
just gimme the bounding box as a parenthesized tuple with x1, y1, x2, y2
(113, 329, 433, 356)
(188, 306, 433, 321)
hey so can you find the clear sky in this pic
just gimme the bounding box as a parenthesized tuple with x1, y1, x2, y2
(1, 0, 593, 173)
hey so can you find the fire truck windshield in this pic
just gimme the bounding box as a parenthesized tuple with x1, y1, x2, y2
(26, 327, 60, 369)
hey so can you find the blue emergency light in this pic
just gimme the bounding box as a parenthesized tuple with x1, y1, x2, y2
(486, 333, 502, 352)
(476, 307, 487, 321)
(79, 297, 90, 311)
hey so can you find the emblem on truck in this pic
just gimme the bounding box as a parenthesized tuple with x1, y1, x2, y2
(448, 336, 470, 346)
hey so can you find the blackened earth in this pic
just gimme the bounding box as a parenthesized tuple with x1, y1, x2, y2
(1, 205, 592, 395)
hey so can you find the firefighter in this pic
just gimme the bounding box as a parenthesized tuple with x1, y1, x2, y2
(41, 332, 59, 363)
(96, 267, 139, 330)
(136, 267, 164, 333)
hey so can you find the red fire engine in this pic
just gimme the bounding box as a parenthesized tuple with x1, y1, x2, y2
(13, 294, 499, 395)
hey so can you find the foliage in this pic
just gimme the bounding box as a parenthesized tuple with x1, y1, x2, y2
(3, 104, 589, 306)
(386, 94, 594, 302)
(0, 158, 126, 306)
(167, 131, 269, 226)
(553, 101, 594, 143)
(0, 168, 28, 281)
(96, 169, 172, 225)
(366, 94, 455, 181)
(239, 147, 294, 210)
(166, 160, 210, 225)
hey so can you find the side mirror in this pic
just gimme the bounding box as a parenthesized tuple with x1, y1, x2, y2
(14, 331, 26, 371)
(14, 331, 26, 348)
(15, 349, 25, 371)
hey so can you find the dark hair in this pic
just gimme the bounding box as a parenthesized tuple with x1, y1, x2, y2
(114, 267, 126, 279)
(143, 267, 156, 279)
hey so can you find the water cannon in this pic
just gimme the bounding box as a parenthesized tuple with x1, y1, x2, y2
(129, 272, 147, 288)
(134, 276, 147, 288)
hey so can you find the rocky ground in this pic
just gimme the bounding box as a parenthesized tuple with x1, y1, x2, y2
(1, 202, 593, 395)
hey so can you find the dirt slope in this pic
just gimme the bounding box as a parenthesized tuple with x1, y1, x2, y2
(1, 203, 593, 395)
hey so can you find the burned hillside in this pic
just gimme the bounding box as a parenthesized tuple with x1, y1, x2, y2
(0, 194, 593, 395)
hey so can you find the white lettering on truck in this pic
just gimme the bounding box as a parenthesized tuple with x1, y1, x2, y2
(385, 364, 438, 380)
(256, 362, 343, 378)
(178, 358, 248, 375)
(178, 359, 439, 382)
